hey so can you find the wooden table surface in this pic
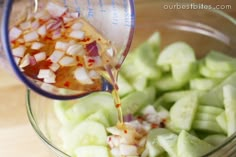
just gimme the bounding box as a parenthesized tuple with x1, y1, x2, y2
(0, 1, 235, 157)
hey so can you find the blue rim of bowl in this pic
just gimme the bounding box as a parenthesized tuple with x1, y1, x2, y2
(1, 0, 136, 100)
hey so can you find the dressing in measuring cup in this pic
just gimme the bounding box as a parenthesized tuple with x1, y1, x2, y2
(1, 0, 135, 100)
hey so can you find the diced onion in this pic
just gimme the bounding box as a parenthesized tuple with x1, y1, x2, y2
(106, 47, 114, 57)
(69, 12, 79, 18)
(55, 41, 69, 51)
(23, 31, 39, 42)
(63, 17, 73, 23)
(59, 56, 77, 66)
(119, 144, 138, 156)
(74, 67, 93, 84)
(14, 57, 21, 65)
(34, 10, 51, 21)
(19, 53, 30, 68)
(85, 41, 99, 56)
(48, 50, 65, 63)
(29, 56, 37, 66)
(37, 25, 46, 37)
(31, 20, 40, 29)
(34, 52, 46, 62)
(71, 22, 83, 30)
(31, 42, 44, 50)
(37, 69, 55, 79)
(44, 75, 56, 83)
(88, 70, 100, 79)
(49, 63, 60, 72)
(19, 21, 31, 30)
(110, 148, 121, 157)
(52, 30, 62, 39)
(46, 2, 67, 17)
(9, 27, 22, 41)
(12, 46, 26, 57)
(40, 82, 55, 92)
(69, 30, 85, 39)
(66, 44, 84, 56)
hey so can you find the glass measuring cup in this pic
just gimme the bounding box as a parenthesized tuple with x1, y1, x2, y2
(0, 0, 135, 100)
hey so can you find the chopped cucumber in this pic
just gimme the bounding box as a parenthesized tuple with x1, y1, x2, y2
(177, 130, 213, 157)
(205, 50, 236, 72)
(121, 91, 151, 115)
(154, 90, 194, 109)
(155, 75, 186, 91)
(144, 86, 157, 104)
(66, 92, 117, 126)
(157, 41, 196, 66)
(170, 93, 198, 131)
(190, 78, 218, 91)
(195, 113, 216, 121)
(197, 106, 224, 115)
(146, 128, 172, 157)
(131, 75, 148, 91)
(216, 111, 228, 134)
(53, 100, 72, 126)
(117, 74, 134, 97)
(86, 110, 110, 127)
(63, 120, 107, 153)
(199, 71, 236, 107)
(199, 63, 230, 79)
(223, 85, 236, 136)
(147, 32, 161, 53)
(157, 133, 178, 157)
(74, 146, 110, 157)
(171, 62, 198, 83)
(134, 42, 161, 79)
(192, 120, 223, 134)
(204, 134, 227, 146)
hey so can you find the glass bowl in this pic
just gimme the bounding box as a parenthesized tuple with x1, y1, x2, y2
(26, 1, 236, 157)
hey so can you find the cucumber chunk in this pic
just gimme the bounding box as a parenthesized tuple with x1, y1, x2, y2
(117, 74, 134, 97)
(74, 146, 110, 157)
(177, 130, 213, 157)
(53, 100, 72, 126)
(205, 50, 236, 72)
(63, 120, 107, 153)
(197, 105, 224, 115)
(121, 91, 151, 115)
(216, 111, 228, 134)
(223, 85, 236, 136)
(157, 133, 178, 157)
(192, 120, 223, 134)
(170, 93, 198, 131)
(146, 128, 172, 157)
(204, 134, 227, 146)
(171, 62, 198, 83)
(66, 92, 117, 126)
(147, 31, 161, 53)
(154, 90, 194, 109)
(134, 42, 161, 79)
(131, 75, 148, 91)
(195, 113, 216, 121)
(86, 110, 110, 127)
(200, 71, 236, 107)
(157, 41, 196, 66)
(155, 75, 186, 91)
(190, 78, 218, 91)
(199, 63, 230, 79)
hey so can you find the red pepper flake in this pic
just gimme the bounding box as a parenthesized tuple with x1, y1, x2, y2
(64, 81, 70, 87)
(108, 137, 112, 141)
(88, 63, 93, 67)
(124, 129, 128, 134)
(77, 63, 83, 67)
(151, 123, 158, 129)
(115, 103, 121, 108)
(88, 58, 95, 63)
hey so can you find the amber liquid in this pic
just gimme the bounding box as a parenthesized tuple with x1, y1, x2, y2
(100, 66, 124, 124)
